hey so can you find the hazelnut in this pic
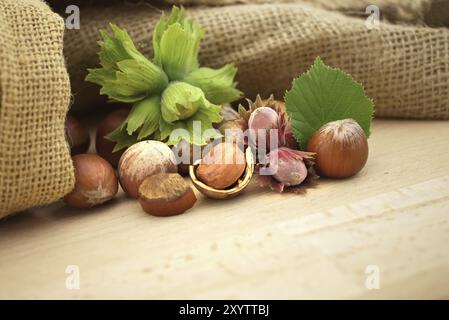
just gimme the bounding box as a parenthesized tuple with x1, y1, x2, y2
(196, 142, 246, 190)
(248, 106, 279, 151)
(64, 154, 118, 208)
(138, 173, 197, 217)
(190, 145, 254, 199)
(65, 115, 90, 155)
(95, 108, 129, 168)
(118, 140, 177, 198)
(307, 119, 369, 178)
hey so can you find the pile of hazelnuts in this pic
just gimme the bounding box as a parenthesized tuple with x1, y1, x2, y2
(64, 109, 197, 217)
(64, 107, 370, 216)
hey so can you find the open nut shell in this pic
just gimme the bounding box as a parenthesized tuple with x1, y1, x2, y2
(189, 147, 254, 199)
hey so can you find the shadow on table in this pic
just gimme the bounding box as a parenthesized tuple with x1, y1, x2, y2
(0, 194, 125, 241)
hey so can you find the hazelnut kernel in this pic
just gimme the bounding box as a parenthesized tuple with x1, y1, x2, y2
(196, 142, 246, 190)
(138, 173, 197, 217)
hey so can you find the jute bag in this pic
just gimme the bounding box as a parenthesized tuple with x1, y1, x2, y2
(165, 0, 449, 26)
(65, 0, 449, 119)
(0, 0, 74, 218)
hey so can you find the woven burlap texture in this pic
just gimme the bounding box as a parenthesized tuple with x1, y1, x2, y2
(0, 0, 74, 218)
(164, 0, 447, 26)
(65, 1, 449, 119)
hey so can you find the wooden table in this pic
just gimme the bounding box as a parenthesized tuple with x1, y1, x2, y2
(1, 119, 448, 299)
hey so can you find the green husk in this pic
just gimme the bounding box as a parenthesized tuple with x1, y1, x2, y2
(184, 65, 242, 104)
(86, 6, 242, 150)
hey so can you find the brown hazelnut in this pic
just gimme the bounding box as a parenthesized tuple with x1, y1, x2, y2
(65, 115, 90, 155)
(138, 173, 197, 217)
(196, 142, 246, 190)
(95, 108, 129, 168)
(118, 140, 178, 198)
(190, 145, 254, 199)
(307, 119, 369, 178)
(64, 154, 118, 208)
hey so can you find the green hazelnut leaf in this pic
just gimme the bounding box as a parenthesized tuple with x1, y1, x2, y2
(184, 65, 243, 104)
(105, 123, 138, 152)
(99, 83, 147, 103)
(158, 114, 222, 146)
(186, 99, 223, 145)
(84, 68, 115, 86)
(157, 118, 187, 145)
(97, 30, 129, 69)
(153, 6, 187, 66)
(98, 24, 147, 69)
(104, 96, 161, 150)
(126, 95, 161, 137)
(285, 57, 374, 149)
(137, 97, 162, 140)
(156, 20, 204, 81)
(86, 25, 168, 103)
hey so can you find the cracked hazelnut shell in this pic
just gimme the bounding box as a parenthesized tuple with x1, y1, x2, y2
(196, 142, 246, 190)
(190, 146, 254, 199)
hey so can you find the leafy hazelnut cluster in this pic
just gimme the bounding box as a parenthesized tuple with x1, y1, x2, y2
(86, 6, 242, 151)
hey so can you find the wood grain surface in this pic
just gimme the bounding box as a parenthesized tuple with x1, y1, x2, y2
(0, 119, 448, 299)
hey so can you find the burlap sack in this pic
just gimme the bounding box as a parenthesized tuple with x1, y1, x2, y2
(64, 0, 449, 119)
(164, 0, 449, 26)
(0, 0, 74, 218)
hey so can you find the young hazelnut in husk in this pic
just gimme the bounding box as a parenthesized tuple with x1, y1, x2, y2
(65, 115, 90, 155)
(257, 147, 317, 193)
(229, 95, 297, 151)
(95, 108, 129, 168)
(64, 154, 118, 208)
(138, 173, 197, 217)
(307, 119, 368, 178)
(118, 140, 177, 198)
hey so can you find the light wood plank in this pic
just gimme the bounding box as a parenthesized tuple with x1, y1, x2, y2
(0, 119, 448, 299)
